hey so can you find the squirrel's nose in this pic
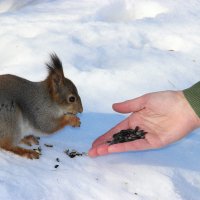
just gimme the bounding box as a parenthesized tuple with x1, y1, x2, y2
(78, 96, 83, 113)
(78, 105, 83, 113)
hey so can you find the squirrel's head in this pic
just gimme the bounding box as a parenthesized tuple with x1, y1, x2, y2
(46, 53, 83, 115)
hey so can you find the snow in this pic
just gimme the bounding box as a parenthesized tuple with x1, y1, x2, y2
(0, 0, 200, 199)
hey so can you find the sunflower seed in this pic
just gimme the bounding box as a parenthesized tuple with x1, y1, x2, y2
(107, 126, 147, 145)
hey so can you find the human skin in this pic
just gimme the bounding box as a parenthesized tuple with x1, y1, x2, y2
(89, 91, 200, 157)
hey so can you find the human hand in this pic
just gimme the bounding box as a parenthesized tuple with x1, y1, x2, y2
(89, 91, 200, 157)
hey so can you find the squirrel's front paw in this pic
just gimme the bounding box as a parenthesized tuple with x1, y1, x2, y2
(71, 116, 81, 127)
(63, 115, 81, 127)
(20, 135, 40, 146)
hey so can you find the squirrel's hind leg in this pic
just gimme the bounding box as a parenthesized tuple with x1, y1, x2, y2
(0, 102, 39, 159)
(0, 133, 40, 159)
(0, 138, 40, 159)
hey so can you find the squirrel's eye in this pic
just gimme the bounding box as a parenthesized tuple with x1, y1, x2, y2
(68, 95, 76, 103)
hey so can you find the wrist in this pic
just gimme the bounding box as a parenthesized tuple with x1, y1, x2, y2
(183, 82, 200, 118)
(180, 87, 200, 128)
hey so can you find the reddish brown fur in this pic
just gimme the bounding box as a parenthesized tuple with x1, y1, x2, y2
(60, 115, 81, 128)
(46, 75, 62, 103)
(20, 135, 39, 146)
(0, 137, 13, 149)
(6, 147, 40, 159)
(46, 64, 65, 104)
(0, 137, 39, 159)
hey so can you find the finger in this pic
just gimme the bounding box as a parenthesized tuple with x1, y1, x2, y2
(112, 95, 147, 114)
(88, 144, 109, 157)
(89, 139, 152, 157)
(92, 118, 130, 148)
(88, 147, 98, 157)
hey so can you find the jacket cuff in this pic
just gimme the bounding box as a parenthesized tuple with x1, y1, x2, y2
(183, 82, 200, 118)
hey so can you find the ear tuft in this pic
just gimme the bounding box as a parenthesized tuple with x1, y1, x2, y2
(46, 53, 64, 76)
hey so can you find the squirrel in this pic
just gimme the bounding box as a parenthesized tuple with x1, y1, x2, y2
(0, 53, 83, 159)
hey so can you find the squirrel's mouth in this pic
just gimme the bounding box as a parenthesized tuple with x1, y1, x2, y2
(64, 112, 76, 116)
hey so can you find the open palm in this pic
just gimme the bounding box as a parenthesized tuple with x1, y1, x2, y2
(89, 91, 200, 157)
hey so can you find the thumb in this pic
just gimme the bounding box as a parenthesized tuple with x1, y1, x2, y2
(112, 95, 147, 114)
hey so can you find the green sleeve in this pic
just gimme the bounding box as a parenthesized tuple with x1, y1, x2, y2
(183, 82, 200, 118)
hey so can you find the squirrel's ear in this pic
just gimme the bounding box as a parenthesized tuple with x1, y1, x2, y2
(46, 53, 65, 98)
(46, 53, 65, 84)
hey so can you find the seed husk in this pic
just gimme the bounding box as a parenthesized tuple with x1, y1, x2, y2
(44, 144, 53, 148)
(64, 149, 88, 158)
(33, 146, 42, 155)
(54, 165, 59, 168)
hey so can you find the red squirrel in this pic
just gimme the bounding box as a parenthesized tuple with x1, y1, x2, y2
(0, 53, 83, 159)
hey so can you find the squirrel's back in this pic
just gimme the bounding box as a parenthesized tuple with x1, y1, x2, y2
(0, 74, 33, 96)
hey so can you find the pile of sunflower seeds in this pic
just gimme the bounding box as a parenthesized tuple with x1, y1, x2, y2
(107, 126, 147, 145)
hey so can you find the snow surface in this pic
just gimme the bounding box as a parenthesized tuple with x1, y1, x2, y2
(0, 0, 200, 199)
